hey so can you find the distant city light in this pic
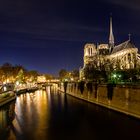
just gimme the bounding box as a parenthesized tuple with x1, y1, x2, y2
(37, 76, 46, 83)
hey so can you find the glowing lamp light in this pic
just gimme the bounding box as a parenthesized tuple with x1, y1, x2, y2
(16, 81, 19, 86)
(64, 79, 68, 82)
(71, 78, 74, 81)
(113, 74, 117, 78)
(118, 75, 121, 78)
(7, 79, 9, 83)
(4, 86, 7, 91)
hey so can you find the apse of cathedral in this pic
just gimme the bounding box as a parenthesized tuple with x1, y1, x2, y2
(80, 17, 140, 79)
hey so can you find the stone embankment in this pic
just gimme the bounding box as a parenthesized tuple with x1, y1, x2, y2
(0, 91, 16, 107)
(59, 82, 140, 119)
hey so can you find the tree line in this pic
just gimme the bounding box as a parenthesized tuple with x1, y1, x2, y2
(0, 62, 54, 84)
(83, 63, 140, 83)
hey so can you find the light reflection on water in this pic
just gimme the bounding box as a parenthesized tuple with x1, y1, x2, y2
(12, 89, 50, 140)
(0, 85, 140, 140)
(0, 101, 15, 140)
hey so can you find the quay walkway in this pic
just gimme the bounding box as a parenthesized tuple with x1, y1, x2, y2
(0, 91, 16, 107)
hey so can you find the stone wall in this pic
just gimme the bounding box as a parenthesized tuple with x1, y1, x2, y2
(59, 82, 140, 119)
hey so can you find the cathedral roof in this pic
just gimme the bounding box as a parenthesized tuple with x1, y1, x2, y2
(98, 44, 109, 49)
(111, 40, 136, 54)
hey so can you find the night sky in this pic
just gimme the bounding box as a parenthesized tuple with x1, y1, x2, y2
(0, 0, 140, 75)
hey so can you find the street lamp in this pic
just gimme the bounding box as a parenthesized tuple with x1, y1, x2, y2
(113, 74, 117, 78)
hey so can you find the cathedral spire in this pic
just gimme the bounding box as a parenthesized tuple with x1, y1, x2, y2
(109, 15, 114, 48)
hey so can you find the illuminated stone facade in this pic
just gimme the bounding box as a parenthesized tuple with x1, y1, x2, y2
(80, 17, 140, 80)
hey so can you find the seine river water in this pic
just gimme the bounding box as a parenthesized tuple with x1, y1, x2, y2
(0, 85, 140, 140)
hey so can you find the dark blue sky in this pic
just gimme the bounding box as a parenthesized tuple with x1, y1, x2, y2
(0, 0, 140, 75)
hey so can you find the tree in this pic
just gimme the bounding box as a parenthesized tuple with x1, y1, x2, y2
(1, 63, 13, 83)
(84, 65, 100, 81)
(25, 70, 39, 82)
(83, 63, 108, 82)
(71, 69, 79, 80)
(59, 69, 69, 79)
(45, 74, 54, 80)
(16, 69, 25, 83)
(0, 69, 4, 83)
(13, 65, 26, 78)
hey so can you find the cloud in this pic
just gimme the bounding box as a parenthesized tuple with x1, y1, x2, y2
(0, 19, 105, 45)
(106, 0, 140, 11)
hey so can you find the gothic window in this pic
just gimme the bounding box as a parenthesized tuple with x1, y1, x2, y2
(90, 48, 92, 55)
(124, 55, 126, 61)
(128, 53, 131, 62)
(88, 48, 90, 56)
(133, 53, 136, 60)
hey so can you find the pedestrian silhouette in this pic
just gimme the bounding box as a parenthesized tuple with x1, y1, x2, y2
(64, 81, 68, 93)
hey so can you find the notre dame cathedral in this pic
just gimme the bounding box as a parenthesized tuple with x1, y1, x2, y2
(80, 17, 140, 80)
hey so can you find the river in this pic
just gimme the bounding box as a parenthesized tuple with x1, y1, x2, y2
(0, 85, 140, 140)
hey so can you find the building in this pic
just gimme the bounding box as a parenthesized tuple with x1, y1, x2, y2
(80, 17, 140, 80)
(37, 75, 46, 83)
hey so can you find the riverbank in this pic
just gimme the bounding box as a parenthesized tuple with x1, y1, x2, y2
(15, 87, 39, 95)
(58, 83, 140, 119)
(0, 91, 16, 107)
